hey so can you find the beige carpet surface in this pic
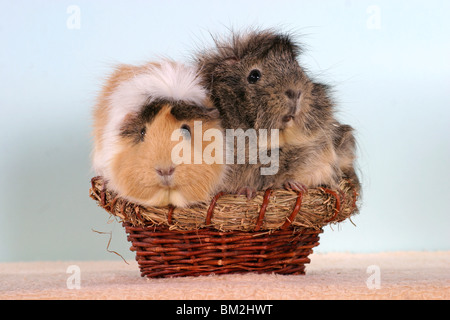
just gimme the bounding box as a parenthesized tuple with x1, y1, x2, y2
(1, 252, 449, 300)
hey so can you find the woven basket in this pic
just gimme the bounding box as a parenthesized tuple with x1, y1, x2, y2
(90, 177, 359, 278)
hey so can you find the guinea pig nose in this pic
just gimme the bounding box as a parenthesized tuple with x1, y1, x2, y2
(285, 89, 301, 100)
(155, 166, 175, 177)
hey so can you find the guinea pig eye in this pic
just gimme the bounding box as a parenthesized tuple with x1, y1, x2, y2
(247, 69, 261, 84)
(180, 124, 191, 138)
(140, 127, 146, 141)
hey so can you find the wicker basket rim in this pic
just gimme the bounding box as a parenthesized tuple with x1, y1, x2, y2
(89, 176, 359, 232)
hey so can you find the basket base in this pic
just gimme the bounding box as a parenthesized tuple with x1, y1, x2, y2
(124, 223, 322, 278)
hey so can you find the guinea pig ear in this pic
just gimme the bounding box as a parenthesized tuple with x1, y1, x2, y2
(196, 56, 219, 83)
(273, 33, 303, 58)
(195, 46, 238, 83)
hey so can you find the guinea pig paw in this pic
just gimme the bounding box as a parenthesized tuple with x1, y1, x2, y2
(237, 186, 257, 200)
(283, 181, 308, 194)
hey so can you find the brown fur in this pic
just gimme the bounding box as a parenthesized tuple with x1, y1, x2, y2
(92, 62, 225, 207)
(111, 104, 224, 207)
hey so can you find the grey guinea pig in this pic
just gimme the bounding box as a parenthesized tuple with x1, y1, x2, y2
(195, 28, 360, 197)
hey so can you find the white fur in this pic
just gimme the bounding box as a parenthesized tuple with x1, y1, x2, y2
(120, 188, 188, 208)
(93, 60, 207, 180)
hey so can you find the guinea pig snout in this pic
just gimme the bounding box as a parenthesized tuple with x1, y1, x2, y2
(155, 166, 175, 186)
(282, 102, 299, 124)
(155, 166, 175, 177)
(284, 89, 301, 120)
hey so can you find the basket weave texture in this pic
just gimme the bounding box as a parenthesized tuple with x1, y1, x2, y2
(90, 177, 359, 278)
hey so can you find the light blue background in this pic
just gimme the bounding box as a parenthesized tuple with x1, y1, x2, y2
(1, 0, 449, 262)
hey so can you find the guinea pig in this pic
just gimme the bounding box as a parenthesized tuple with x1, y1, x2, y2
(195, 28, 360, 196)
(92, 60, 225, 207)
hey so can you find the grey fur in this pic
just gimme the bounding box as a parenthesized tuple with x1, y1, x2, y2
(195, 29, 360, 194)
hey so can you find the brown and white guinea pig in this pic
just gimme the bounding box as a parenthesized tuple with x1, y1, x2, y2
(195, 29, 360, 196)
(92, 60, 225, 207)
